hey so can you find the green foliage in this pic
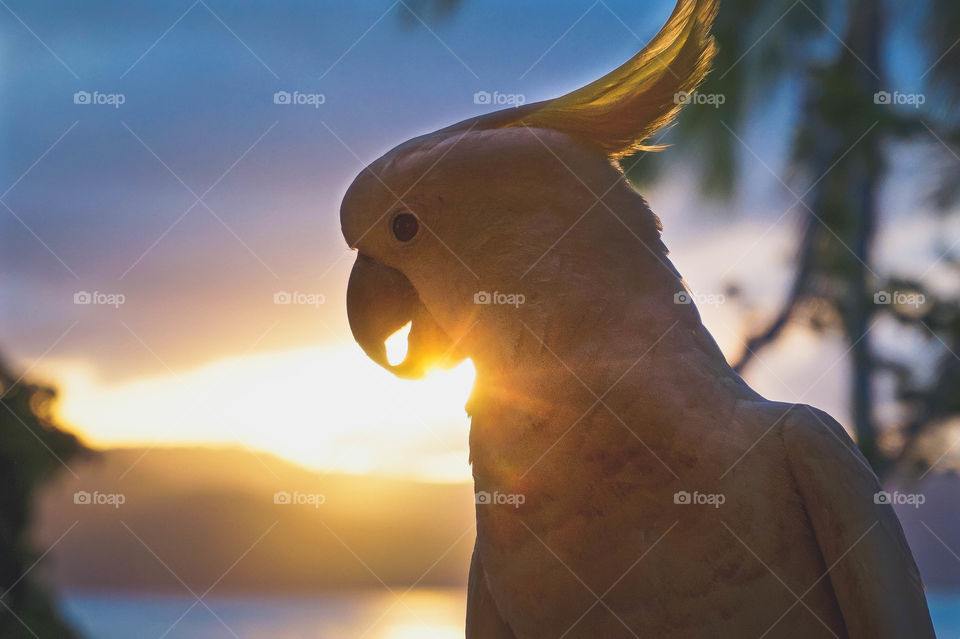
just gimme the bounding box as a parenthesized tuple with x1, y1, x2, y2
(625, 0, 828, 196)
(925, 0, 960, 114)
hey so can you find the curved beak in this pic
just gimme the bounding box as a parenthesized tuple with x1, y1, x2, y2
(346, 253, 461, 379)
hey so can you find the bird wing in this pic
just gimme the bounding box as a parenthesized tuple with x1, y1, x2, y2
(466, 539, 517, 639)
(782, 405, 936, 638)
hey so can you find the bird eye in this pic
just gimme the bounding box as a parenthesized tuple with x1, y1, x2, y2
(392, 212, 419, 242)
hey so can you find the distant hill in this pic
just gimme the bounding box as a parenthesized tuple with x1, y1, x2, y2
(31, 447, 476, 594)
(30, 447, 959, 595)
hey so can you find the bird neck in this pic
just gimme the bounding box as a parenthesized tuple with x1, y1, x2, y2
(464, 263, 758, 476)
(469, 248, 743, 395)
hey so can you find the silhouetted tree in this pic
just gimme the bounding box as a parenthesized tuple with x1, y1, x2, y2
(0, 356, 85, 638)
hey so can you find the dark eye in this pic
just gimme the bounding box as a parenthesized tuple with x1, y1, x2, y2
(392, 212, 419, 242)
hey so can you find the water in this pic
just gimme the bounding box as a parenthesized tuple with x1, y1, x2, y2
(60, 589, 466, 639)
(61, 589, 960, 638)
(928, 592, 960, 638)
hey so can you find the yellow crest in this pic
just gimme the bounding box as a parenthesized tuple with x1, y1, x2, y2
(462, 0, 719, 159)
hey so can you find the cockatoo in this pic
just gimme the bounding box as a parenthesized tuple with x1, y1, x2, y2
(340, 0, 935, 636)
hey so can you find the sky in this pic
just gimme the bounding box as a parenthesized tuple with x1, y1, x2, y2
(2, 0, 957, 480)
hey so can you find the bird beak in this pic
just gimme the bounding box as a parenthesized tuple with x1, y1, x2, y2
(346, 253, 460, 379)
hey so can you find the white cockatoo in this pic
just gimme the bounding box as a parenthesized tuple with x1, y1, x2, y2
(340, 0, 936, 636)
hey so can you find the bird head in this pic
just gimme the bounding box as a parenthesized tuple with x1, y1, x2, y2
(342, 0, 718, 379)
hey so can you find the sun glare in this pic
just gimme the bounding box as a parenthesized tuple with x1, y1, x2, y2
(385, 321, 412, 366)
(47, 343, 477, 481)
(373, 589, 465, 639)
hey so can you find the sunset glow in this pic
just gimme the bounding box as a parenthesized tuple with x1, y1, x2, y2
(48, 343, 476, 481)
